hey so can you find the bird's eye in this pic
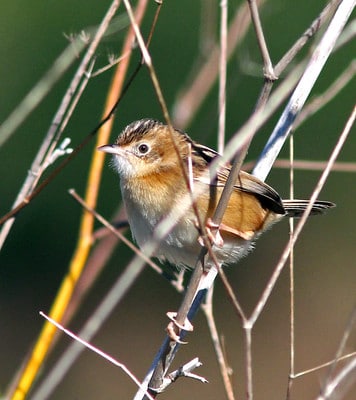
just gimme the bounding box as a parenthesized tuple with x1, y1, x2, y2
(137, 143, 150, 155)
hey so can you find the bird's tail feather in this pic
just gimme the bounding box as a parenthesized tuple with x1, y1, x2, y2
(282, 200, 335, 217)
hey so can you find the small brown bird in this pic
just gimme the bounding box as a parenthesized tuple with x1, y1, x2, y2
(98, 119, 334, 269)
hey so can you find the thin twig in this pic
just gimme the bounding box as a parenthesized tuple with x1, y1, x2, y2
(217, 269, 247, 322)
(4, 3, 354, 400)
(321, 306, 356, 396)
(91, 50, 132, 77)
(123, 0, 211, 252)
(286, 135, 295, 400)
(250, 104, 355, 326)
(244, 326, 253, 400)
(123, 8, 223, 383)
(62, 205, 128, 326)
(0, 28, 144, 227)
(132, 0, 212, 265)
(247, 0, 276, 80)
(334, 17, 356, 50)
(255, 0, 342, 115)
(295, 59, 356, 129)
(245, 103, 355, 399)
(39, 312, 156, 400)
(0, 35, 86, 148)
(69, 189, 163, 275)
(123, 0, 169, 122)
(6, 2, 147, 399)
(293, 351, 356, 379)
(135, 51, 307, 400)
(30, 60, 96, 192)
(160, 358, 208, 390)
(202, 286, 236, 400)
(275, 0, 342, 76)
(0, 13, 134, 249)
(173, 0, 264, 129)
(218, 0, 228, 154)
(130, 3, 354, 394)
(316, 358, 356, 400)
(244, 159, 356, 173)
(0, 41, 92, 249)
(0, 2, 123, 239)
(31, 249, 149, 400)
(253, 0, 355, 181)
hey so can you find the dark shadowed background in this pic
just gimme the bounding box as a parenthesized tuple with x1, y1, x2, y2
(0, 1, 355, 399)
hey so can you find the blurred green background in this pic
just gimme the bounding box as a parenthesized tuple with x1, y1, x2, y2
(0, 1, 355, 399)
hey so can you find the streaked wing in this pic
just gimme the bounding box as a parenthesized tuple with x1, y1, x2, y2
(190, 138, 285, 214)
(217, 167, 285, 214)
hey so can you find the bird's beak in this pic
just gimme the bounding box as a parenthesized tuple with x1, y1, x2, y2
(97, 144, 122, 155)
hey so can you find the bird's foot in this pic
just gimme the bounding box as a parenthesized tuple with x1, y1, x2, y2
(166, 312, 194, 344)
(197, 218, 224, 248)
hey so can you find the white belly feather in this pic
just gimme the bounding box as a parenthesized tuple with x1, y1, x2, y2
(124, 190, 254, 269)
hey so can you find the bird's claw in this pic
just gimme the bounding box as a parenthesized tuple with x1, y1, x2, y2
(197, 218, 224, 248)
(166, 312, 193, 343)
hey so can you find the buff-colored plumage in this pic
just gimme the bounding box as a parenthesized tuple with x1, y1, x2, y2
(99, 119, 334, 269)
